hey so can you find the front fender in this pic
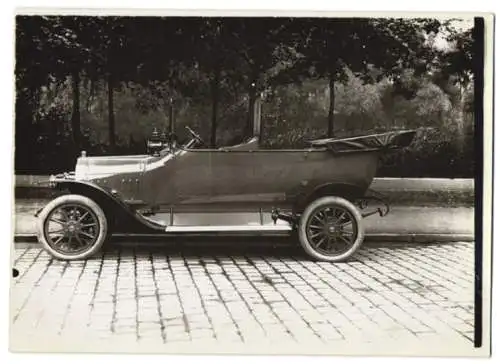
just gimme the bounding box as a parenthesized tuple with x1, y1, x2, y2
(43, 179, 164, 233)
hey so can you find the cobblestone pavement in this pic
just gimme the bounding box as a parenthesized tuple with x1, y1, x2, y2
(10, 241, 475, 354)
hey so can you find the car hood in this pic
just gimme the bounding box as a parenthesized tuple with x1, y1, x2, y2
(74, 154, 152, 181)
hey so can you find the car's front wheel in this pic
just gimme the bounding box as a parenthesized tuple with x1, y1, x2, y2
(298, 196, 364, 262)
(36, 194, 108, 260)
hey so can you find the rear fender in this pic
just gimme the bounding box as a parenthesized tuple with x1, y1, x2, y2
(49, 180, 164, 233)
(293, 182, 366, 213)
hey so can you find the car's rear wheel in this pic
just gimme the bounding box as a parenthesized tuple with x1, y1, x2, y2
(298, 196, 364, 262)
(37, 194, 108, 260)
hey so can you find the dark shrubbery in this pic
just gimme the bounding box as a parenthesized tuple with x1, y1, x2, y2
(15, 77, 475, 178)
(15, 124, 476, 178)
(377, 128, 474, 178)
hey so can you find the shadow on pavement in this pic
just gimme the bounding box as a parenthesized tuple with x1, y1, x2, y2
(100, 236, 307, 259)
(88, 237, 461, 261)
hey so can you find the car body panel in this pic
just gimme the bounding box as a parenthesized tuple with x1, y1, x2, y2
(48, 92, 417, 235)
(74, 143, 380, 211)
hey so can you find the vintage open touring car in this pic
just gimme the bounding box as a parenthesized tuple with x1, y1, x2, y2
(35, 96, 416, 262)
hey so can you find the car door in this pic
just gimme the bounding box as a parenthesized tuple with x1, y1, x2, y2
(139, 148, 213, 209)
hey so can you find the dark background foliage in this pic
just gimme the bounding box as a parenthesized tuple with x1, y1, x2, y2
(15, 16, 474, 177)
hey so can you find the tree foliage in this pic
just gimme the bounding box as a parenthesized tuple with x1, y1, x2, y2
(15, 15, 475, 177)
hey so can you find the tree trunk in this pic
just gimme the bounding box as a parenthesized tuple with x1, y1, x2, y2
(169, 99, 174, 136)
(327, 73, 335, 138)
(456, 83, 467, 153)
(210, 67, 220, 148)
(107, 72, 116, 150)
(71, 69, 81, 148)
(247, 82, 257, 136)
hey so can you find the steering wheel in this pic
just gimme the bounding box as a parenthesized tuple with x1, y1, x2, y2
(185, 126, 204, 145)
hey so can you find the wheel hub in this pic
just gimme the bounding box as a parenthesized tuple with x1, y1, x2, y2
(325, 223, 340, 237)
(65, 221, 81, 235)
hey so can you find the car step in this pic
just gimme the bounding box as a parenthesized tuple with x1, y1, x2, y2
(164, 224, 293, 234)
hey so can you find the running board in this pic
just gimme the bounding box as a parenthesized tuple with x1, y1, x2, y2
(164, 224, 293, 235)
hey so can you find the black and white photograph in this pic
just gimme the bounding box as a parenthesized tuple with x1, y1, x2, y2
(8, 8, 493, 357)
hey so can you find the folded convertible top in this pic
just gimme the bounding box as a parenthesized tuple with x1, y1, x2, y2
(308, 130, 417, 153)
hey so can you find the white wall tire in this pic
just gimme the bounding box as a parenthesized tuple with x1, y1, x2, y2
(36, 194, 108, 260)
(298, 196, 364, 262)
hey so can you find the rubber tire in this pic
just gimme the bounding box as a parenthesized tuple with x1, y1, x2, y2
(298, 196, 365, 262)
(36, 194, 108, 261)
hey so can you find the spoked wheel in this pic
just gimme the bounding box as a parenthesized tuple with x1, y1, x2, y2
(37, 195, 108, 260)
(298, 196, 364, 262)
